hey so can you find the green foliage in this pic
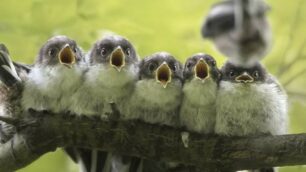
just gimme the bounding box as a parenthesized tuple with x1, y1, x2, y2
(0, 0, 305, 171)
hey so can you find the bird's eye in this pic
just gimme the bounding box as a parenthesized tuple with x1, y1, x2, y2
(101, 48, 107, 56)
(186, 61, 193, 69)
(211, 60, 216, 66)
(125, 48, 131, 56)
(229, 71, 236, 78)
(253, 71, 259, 78)
(148, 62, 157, 72)
(170, 64, 177, 72)
(73, 47, 77, 53)
(48, 48, 57, 57)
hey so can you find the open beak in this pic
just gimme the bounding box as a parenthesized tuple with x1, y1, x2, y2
(155, 62, 172, 88)
(235, 72, 254, 83)
(58, 44, 76, 68)
(194, 58, 209, 81)
(110, 46, 125, 72)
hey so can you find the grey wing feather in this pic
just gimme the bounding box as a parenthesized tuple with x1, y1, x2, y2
(0, 49, 21, 87)
(0, 43, 9, 54)
(13, 62, 32, 74)
(64, 148, 109, 172)
(266, 74, 286, 94)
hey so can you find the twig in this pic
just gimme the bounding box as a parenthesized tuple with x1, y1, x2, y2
(287, 91, 306, 101)
(277, 40, 306, 77)
(277, 0, 305, 76)
(0, 116, 20, 126)
(283, 67, 306, 87)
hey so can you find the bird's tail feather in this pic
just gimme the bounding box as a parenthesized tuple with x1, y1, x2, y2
(110, 154, 142, 172)
(248, 168, 275, 172)
(91, 150, 108, 172)
(64, 148, 109, 172)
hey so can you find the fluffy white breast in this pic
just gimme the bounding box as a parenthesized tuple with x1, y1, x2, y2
(22, 65, 84, 112)
(86, 64, 138, 102)
(180, 78, 218, 133)
(133, 79, 182, 110)
(182, 78, 217, 106)
(122, 79, 182, 126)
(215, 80, 288, 136)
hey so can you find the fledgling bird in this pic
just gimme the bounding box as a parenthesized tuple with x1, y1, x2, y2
(71, 34, 139, 116)
(215, 61, 288, 172)
(0, 44, 30, 143)
(122, 52, 183, 125)
(201, 0, 271, 66)
(119, 52, 183, 172)
(68, 34, 139, 172)
(21, 35, 85, 113)
(180, 53, 220, 134)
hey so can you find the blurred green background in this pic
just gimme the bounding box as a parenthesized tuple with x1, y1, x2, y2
(0, 0, 306, 171)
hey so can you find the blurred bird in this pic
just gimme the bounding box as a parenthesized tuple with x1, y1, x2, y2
(215, 61, 288, 172)
(68, 34, 140, 172)
(180, 53, 220, 134)
(120, 52, 183, 172)
(21, 35, 85, 113)
(0, 43, 30, 143)
(201, 0, 271, 66)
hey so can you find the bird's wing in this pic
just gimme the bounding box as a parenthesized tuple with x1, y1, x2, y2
(0, 48, 21, 87)
(266, 74, 286, 94)
(13, 62, 32, 74)
(0, 43, 9, 55)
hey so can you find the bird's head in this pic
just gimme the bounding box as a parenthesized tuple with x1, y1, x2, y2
(36, 35, 83, 68)
(221, 61, 267, 84)
(139, 52, 183, 88)
(88, 35, 138, 72)
(183, 53, 220, 83)
(201, 0, 271, 64)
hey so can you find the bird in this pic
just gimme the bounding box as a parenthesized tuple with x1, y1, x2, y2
(21, 35, 85, 113)
(122, 51, 183, 126)
(17, 36, 90, 172)
(180, 53, 220, 134)
(120, 52, 184, 172)
(67, 34, 140, 172)
(0, 43, 31, 143)
(201, 0, 271, 66)
(70, 34, 139, 117)
(215, 61, 288, 172)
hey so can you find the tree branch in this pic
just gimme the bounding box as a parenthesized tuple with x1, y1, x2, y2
(0, 116, 20, 126)
(1, 112, 306, 172)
